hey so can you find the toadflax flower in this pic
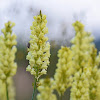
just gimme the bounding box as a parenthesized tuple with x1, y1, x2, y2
(0, 21, 17, 81)
(26, 11, 50, 82)
(70, 21, 94, 100)
(0, 77, 15, 100)
(88, 47, 100, 100)
(37, 78, 57, 100)
(54, 46, 74, 96)
(71, 21, 94, 72)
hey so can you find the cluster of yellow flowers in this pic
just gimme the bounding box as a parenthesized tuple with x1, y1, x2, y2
(71, 21, 94, 72)
(70, 21, 100, 100)
(71, 70, 90, 100)
(88, 47, 100, 100)
(0, 78, 15, 100)
(0, 21, 17, 100)
(54, 46, 73, 96)
(0, 21, 17, 81)
(70, 21, 92, 100)
(37, 78, 57, 100)
(26, 11, 50, 82)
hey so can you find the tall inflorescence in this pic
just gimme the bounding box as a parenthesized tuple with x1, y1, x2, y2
(54, 46, 73, 96)
(26, 11, 50, 84)
(0, 77, 15, 100)
(88, 47, 100, 100)
(0, 21, 17, 81)
(37, 78, 57, 100)
(71, 21, 94, 72)
(70, 21, 94, 100)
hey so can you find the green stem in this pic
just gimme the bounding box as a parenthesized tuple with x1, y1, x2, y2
(6, 80, 9, 100)
(59, 94, 63, 100)
(32, 79, 37, 100)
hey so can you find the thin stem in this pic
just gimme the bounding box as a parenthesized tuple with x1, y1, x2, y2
(6, 80, 9, 100)
(32, 79, 37, 100)
(59, 94, 63, 100)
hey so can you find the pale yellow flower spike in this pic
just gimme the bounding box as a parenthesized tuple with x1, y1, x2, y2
(0, 78, 15, 100)
(54, 46, 73, 96)
(71, 21, 100, 100)
(26, 11, 50, 83)
(0, 21, 17, 81)
(71, 21, 94, 72)
(37, 78, 57, 100)
(88, 47, 100, 100)
(70, 21, 94, 100)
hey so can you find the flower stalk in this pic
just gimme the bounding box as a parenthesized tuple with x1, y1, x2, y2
(59, 94, 63, 100)
(32, 79, 37, 100)
(26, 10, 50, 100)
(6, 80, 9, 100)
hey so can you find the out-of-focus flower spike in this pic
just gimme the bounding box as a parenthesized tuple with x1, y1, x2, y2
(0, 21, 17, 81)
(37, 78, 57, 100)
(54, 46, 74, 96)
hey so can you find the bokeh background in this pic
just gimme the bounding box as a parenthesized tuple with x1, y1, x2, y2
(0, 0, 100, 100)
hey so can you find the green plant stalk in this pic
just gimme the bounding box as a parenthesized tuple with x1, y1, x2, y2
(6, 80, 9, 100)
(59, 94, 63, 100)
(32, 79, 37, 100)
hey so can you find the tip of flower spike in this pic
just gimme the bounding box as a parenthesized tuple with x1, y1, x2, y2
(40, 10, 42, 16)
(72, 21, 84, 32)
(61, 46, 70, 51)
(39, 10, 47, 20)
(3, 21, 15, 33)
(36, 10, 42, 23)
